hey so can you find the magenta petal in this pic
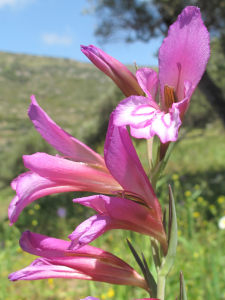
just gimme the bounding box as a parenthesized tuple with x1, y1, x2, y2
(158, 6, 210, 105)
(9, 255, 148, 289)
(8, 196, 19, 225)
(114, 95, 160, 127)
(130, 124, 152, 140)
(68, 214, 114, 250)
(9, 172, 78, 224)
(9, 152, 121, 224)
(19, 231, 71, 257)
(23, 153, 120, 190)
(105, 113, 162, 220)
(81, 45, 143, 97)
(70, 195, 167, 252)
(73, 195, 107, 214)
(173, 80, 195, 121)
(19, 230, 115, 258)
(150, 107, 182, 143)
(8, 258, 92, 281)
(29, 96, 105, 167)
(136, 68, 158, 100)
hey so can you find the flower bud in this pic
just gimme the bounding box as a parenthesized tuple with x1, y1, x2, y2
(81, 45, 144, 97)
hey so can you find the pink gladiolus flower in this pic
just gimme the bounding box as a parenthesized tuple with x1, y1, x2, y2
(68, 112, 167, 254)
(81, 45, 144, 97)
(113, 6, 210, 143)
(8, 231, 149, 292)
(8, 98, 167, 252)
(8, 95, 122, 224)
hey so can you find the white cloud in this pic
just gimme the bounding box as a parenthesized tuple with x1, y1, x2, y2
(0, 0, 34, 9)
(42, 33, 73, 46)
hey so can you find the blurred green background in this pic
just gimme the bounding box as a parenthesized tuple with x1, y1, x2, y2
(1, 37, 225, 300)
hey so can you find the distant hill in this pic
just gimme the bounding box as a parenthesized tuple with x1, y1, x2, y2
(0, 51, 139, 187)
(0, 51, 126, 145)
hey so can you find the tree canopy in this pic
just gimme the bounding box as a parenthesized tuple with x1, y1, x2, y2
(88, 0, 225, 45)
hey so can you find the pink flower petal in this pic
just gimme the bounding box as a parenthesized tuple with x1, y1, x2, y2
(114, 95, 160, 127)
(105, 113, 162, 220)
(23, 153, 120, 190)
(9, 172, 80, 224)
(136, 68, 158, 100)
(173, 80, 195, 121)
(9, 256, 148, 289)
(9, 152, 122, 224)
(158, 6, 210, 107)
(81, 45, 144, 97)
(8, 258, 92, 281)
(11, 231, 148, 290)
(70, 195, 167, 253)
(29, 96, 105, 167)
(150, 107, 182, 143)
(19, 230, 125, 259)
(130, 124, 152, 139)
(68, 214, 118, 250)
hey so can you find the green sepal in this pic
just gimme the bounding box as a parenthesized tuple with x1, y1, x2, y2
(126, 239, 157, 298)
(159, 141, 174, 174)
(141, 253, 157, 298)
(158, 185, 177, 277)
(180, 271, 187, 300)
(151, 142, 174, 189)
(126, 239, 146, 276)
(150, 237, 161, 272)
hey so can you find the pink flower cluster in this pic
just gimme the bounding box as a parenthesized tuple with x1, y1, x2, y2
(82, 7, 210, 143)
(8, 6, 210, 300)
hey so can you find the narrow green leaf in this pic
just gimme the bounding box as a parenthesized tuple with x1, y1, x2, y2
(158, 186, 177, 277)
(160, 141, 174, 175)
(150, 237, 161, 272)
(168, 188, 172, 244)
(180, 271, 187, 300)
(141, 253, 157, 298)
(126, 239, 146, 277)
(151, 142, 174, 189)
(163, 208, 167, 236)
(147, 137, 154, 173)
(156, 174, 171, 189)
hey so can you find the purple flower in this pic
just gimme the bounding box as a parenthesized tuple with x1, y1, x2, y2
(57, 207, 67, 218)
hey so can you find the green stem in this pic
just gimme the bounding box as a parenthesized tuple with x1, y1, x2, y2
(147, 138, 154, 173)
(150, 237, 161, 272)
(157, 275, 166, 300)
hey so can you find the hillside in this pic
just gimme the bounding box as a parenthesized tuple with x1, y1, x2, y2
(0, 51, 124, 145)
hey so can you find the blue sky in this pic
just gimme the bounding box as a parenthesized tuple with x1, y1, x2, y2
(0, 0, 163, 66)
